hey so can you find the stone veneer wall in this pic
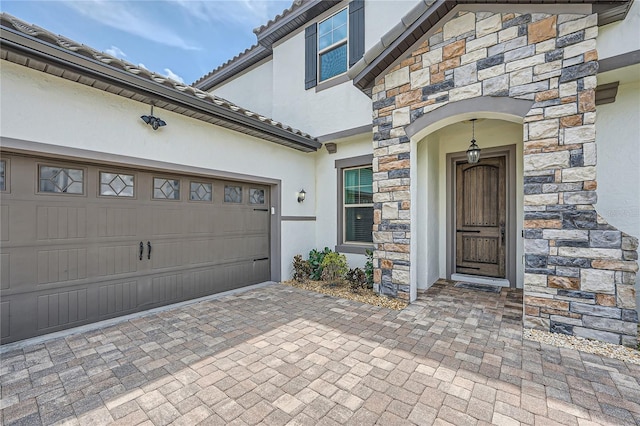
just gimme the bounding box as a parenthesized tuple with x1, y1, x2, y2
(371, 10, 639, 346)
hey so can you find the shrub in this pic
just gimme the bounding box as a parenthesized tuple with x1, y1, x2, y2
(320, 252, 348, 283)
(308, 247, 332, 280)
(345, 267, 367, 292)
(292, 254, 311, 282)
(364, 249, 374, 289)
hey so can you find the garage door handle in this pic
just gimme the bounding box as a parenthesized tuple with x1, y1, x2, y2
(139, 241, 144, 260)
(147, 241, 152, 260)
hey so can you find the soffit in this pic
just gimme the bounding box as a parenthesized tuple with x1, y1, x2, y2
(352, 0, 634, 95)
(0, 13, 321, 153)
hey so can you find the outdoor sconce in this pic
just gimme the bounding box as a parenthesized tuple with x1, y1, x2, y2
(297, 189, 306, 203)
(141, 105, 166, 130)
(466, 118, 481, 164)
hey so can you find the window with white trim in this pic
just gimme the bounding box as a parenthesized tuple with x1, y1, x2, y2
(318, 8, 348, 82)
(343, 166, 373, 244)
(304, 0, 364, 90)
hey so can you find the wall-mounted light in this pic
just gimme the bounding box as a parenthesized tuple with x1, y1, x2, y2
(297, 189, 306, 203)
(141, 105, 166, 130)
(466, 118, 481, 164)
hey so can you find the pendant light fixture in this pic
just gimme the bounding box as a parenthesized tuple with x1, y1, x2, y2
(466, 119, 481, 164)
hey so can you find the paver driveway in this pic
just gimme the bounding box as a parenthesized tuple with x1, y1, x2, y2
(1, 281, 640, 425)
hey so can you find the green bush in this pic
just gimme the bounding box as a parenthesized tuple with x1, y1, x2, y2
(308, 247, 332, 280)
(320, 252, 348, 283)
(364, 249, 374, 289)
(292, 254, 311, 282)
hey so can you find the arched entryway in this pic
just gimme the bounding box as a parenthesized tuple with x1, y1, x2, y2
(406, 99, 531, 300)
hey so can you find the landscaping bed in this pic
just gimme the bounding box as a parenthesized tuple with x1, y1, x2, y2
(281, 279, 408, 311)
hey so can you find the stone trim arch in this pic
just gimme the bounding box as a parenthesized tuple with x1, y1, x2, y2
(405, 96, 532, 139)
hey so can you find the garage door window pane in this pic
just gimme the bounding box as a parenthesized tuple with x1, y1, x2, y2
(153, 178, 180, 200)
(190, 182, 212, 201)
(249, 188, 265, 204)
(224, 185, 242, 203)
(0, 160, 5, 191)
(100, 172, 134, 197)
(39, 165, 84, 194)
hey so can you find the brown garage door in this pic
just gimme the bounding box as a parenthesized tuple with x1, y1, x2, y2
(0, 154, 270, 344)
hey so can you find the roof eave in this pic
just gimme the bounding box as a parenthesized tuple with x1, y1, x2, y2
(352, 0, 634, 95)
(1, 25, 321, 153)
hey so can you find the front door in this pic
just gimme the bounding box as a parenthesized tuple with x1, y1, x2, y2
(455, 156, 506, 278)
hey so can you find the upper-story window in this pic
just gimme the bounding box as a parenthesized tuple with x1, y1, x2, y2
(305, 0, 364, 90)
(318, 8, 348, 82)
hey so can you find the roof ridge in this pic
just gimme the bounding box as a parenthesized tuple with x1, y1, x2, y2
(253, 0, 305, 36)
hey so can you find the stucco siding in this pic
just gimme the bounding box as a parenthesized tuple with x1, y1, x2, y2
(314, 134, 373, 269)
(597, 0, 640, 60)
(596, 80, 640, 311)
(211, 59, 275, 119)
(271, 29, 373, 136)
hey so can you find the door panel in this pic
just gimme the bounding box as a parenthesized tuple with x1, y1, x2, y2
(0, 153, 271, 344)
(456, 156, 506, 278)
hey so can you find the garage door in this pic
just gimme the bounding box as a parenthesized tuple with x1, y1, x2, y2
(0, 154, 271, 344)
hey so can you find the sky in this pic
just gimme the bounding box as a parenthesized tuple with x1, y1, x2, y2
(0, 0, 292, 84)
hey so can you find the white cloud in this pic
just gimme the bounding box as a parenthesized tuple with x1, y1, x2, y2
(138, 63, 148, 70)
(163, 68, 185, 84)
(62, 0, 201, 51)
(170, 0, 290, 26)
(105, 45, 126, 58)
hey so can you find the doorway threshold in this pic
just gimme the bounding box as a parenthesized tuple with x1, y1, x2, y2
(451, 273, 510, 287)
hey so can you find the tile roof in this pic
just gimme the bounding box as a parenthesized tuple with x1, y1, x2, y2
(0, 13, 320, 152)
(194, 0, 340, 90)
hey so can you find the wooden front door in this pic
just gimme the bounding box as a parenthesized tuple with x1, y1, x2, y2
(456, 156, 506, 278)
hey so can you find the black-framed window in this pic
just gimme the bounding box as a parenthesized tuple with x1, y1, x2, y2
(305, 0, 364, 89)
(336, 154, 374, 254)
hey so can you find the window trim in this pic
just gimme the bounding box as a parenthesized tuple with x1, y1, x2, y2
(0, 158, 9, 193)
(37, 162, 87, 196)
(335, 154, 374, 255)
(317, 7, 349, 83)
(97, 169, 137, 199)
(152, 176, 181, 201)
(223, 183, 243, 204)
(188, 180, 214, 203)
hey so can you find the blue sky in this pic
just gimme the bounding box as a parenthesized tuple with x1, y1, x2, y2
(1, 1, 291, 84)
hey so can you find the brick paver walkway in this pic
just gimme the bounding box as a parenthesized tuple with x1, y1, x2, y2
(1, 281, 639, 425)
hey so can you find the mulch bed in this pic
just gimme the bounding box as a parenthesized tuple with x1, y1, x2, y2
(281, 279, 408, 311)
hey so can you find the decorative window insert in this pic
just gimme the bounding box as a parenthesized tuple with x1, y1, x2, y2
(343, 166, 374, 244)
(39, 165, 84, 194)
(153, 177, 180, 200)
(318, 8, 348, 82)
(249, 188, 265, 204)
(100, 172, 134, 197)
(224, 185, 242, 203)
(0, 159, 5, 191)
(190, 182, 212, 201)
